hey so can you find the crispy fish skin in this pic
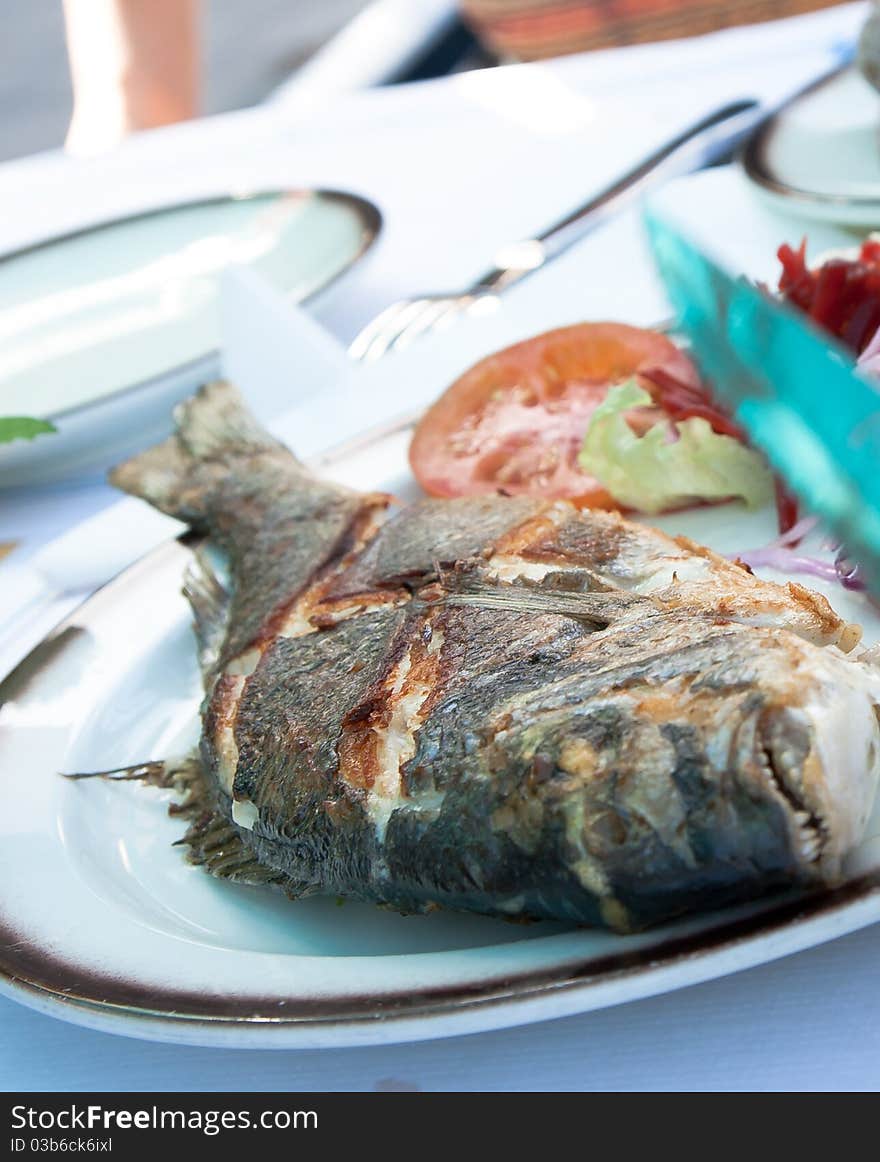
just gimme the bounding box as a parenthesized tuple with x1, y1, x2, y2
(111, 382, 880, 931)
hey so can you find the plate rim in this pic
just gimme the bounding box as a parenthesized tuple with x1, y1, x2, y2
(741, 63, 880, 211)
(0, 790, 877, 1044)
(0, 186, 382, 425)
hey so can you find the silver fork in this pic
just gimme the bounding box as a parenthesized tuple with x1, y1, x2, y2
(348, 98, 762, 362)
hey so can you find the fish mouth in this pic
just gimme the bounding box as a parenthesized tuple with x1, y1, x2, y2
(755, 707, 827, 868)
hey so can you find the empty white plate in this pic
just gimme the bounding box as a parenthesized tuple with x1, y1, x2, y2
(0, 189, 380, 488)
(742, 65, 880, 226)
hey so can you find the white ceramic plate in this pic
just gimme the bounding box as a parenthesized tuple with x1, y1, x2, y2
(742, 64, 880, 225)
(2, 421, 880, 1050)
(0, 189, 380, 489)
(2, 167, 880, 1049)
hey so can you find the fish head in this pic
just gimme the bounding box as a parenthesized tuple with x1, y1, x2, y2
(480, 623, 880, 929)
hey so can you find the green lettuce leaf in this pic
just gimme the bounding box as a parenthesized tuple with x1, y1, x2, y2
(578, 380, 772, 514)
(0, 417, 56, 446)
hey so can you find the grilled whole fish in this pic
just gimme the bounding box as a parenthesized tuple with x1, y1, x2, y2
(111, 382, 880, 931)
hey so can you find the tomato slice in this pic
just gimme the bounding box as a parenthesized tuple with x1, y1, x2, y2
(409, 322, 704, 506)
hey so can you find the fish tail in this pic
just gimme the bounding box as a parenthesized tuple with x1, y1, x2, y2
(148, 754, 289, 886)
(114, 380, 374, 665)
(67, 753, 287, 886)
(109, 380, 291, 528)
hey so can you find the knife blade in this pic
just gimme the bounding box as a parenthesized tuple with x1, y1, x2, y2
(644, 210, 880, 595)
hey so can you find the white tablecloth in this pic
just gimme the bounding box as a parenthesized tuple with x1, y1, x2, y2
(1, 3, 878, 1091)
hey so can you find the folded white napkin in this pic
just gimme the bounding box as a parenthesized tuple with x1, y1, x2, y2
(219, 265, 354, 424)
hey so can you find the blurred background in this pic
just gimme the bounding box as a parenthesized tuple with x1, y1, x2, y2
(0, 0, 370, 161)
(4, 0, 848, 163)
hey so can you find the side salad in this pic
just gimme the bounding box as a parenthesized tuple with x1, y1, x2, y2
(408, 320, 770, 512)
(408, 236, 880, 597)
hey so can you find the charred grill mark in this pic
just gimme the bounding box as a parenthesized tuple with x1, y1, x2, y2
(215, 496, 362, 665)
(307, 590, 410, 630)
(324, 494, 546, 601)
(370, 628, 443, 825)
(267, 497, 391, 641)
(398, 606, 595, 812)
(204, 673, 247, 795)
(229, 607, 407, 849)
(209, 500, 396, 803)
(488, 505, 565, 558)
(335, 727, 382, 795)
(333, 567, 644, 810)
(337, 661, 407, 796)
(336, 608, 446, 832)
(518, 509, 628, 568)
(482, 506, 609, 587)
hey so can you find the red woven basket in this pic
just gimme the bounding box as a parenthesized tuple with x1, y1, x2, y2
(460, 0, 848, 61)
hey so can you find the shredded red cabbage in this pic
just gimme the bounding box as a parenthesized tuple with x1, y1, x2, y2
(772, 515, 818, 547)
(733, 518, 867, 593)
(774, 480, 800, 537)
(760, 239, 879, 589)
(778, 238, 880, 353)
(734, 545, 840, 583)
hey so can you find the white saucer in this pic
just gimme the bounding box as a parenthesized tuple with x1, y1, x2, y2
(742, 65, 880, 225)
